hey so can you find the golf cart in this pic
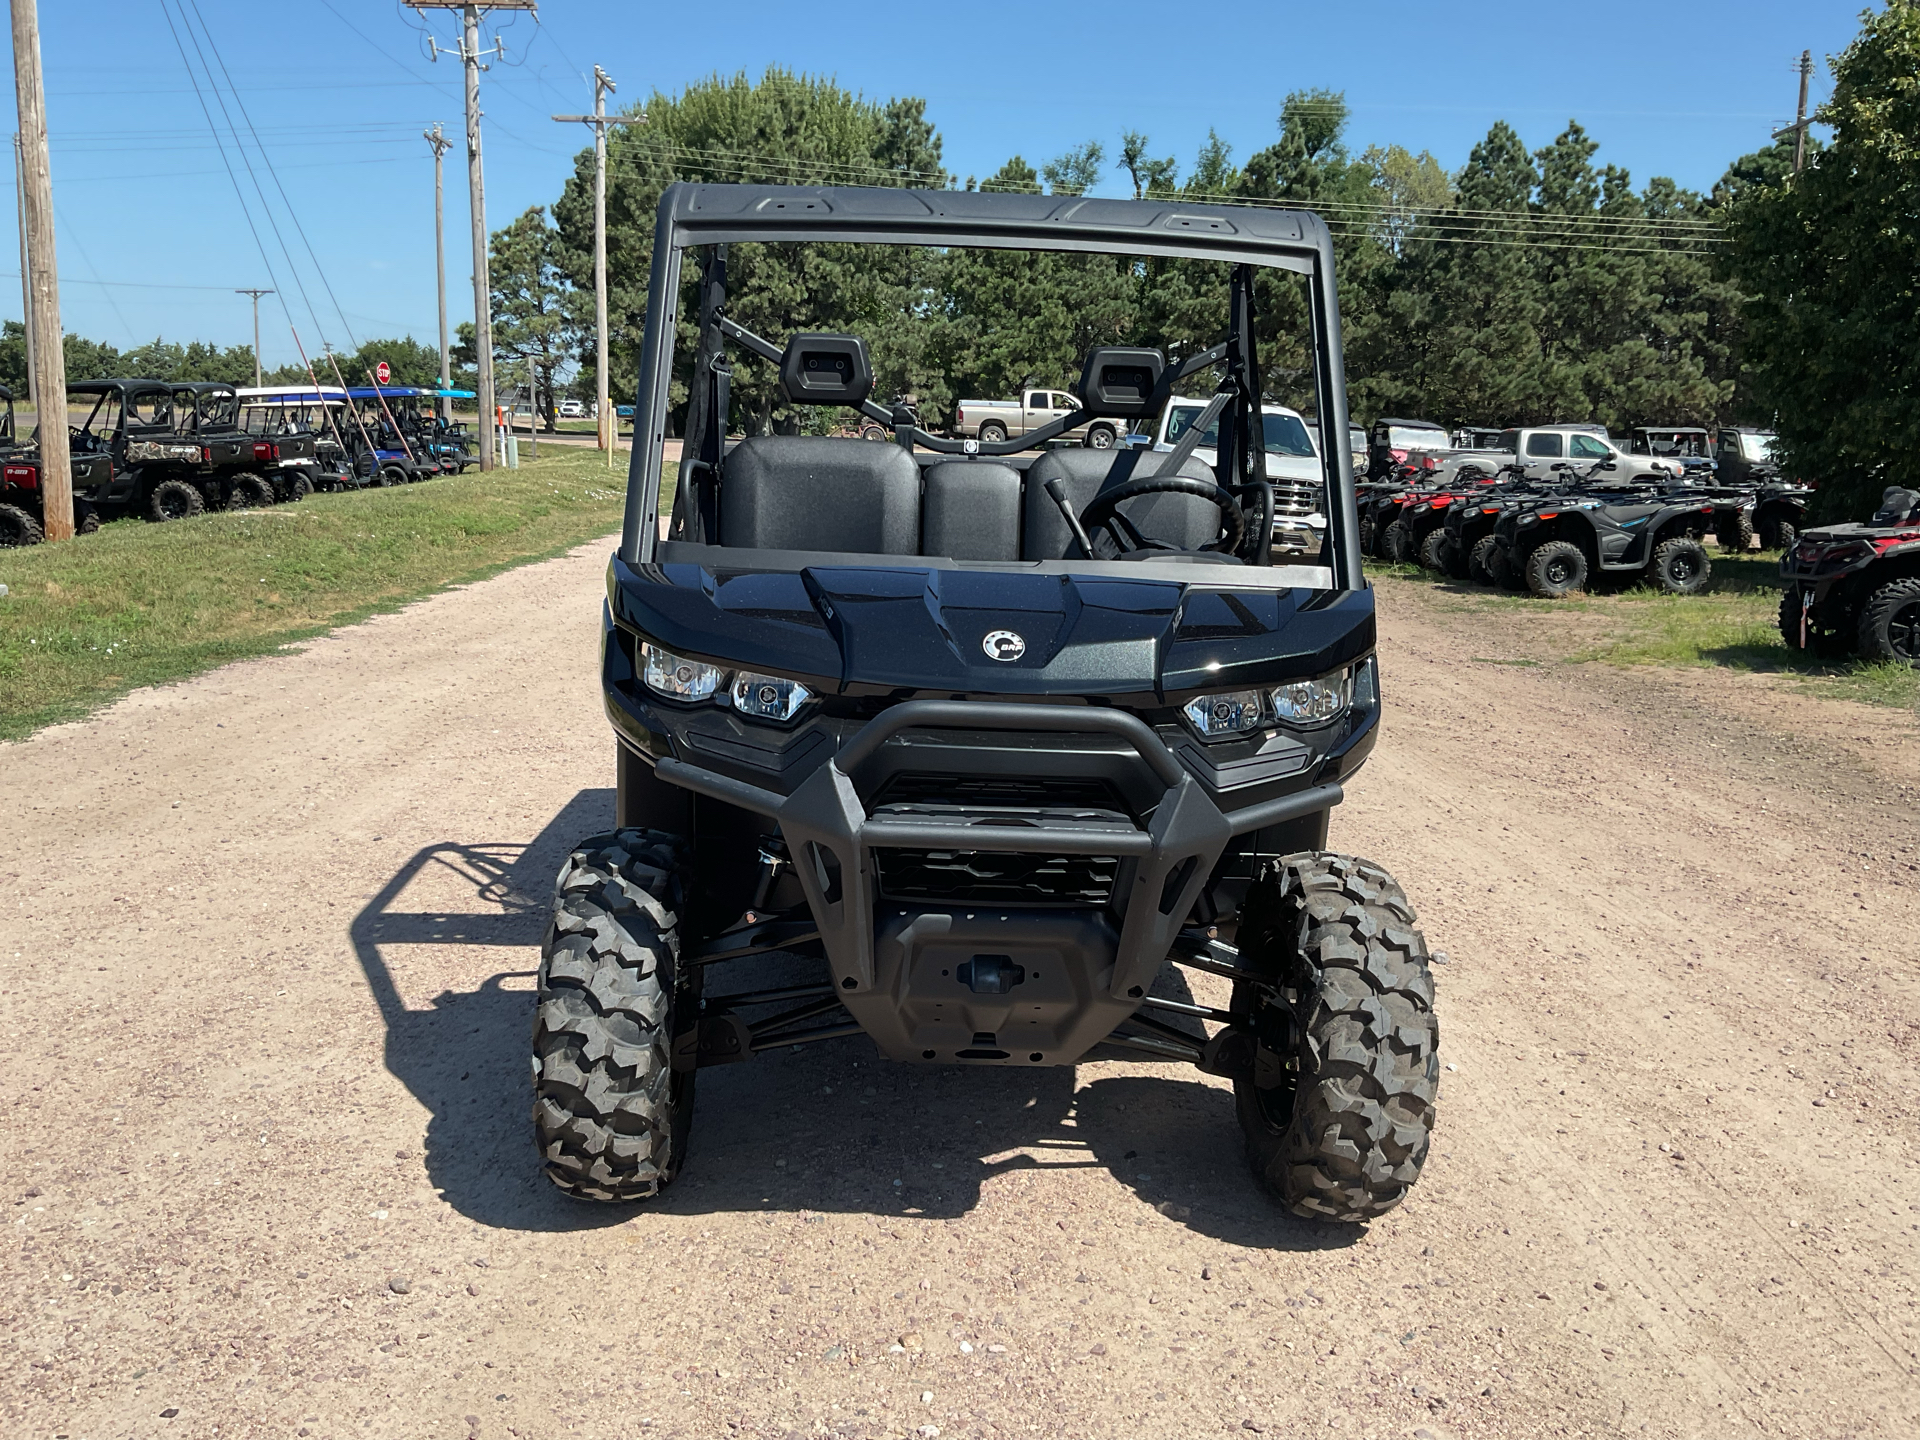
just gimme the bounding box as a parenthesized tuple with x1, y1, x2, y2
(531, 184, 1440, 1225)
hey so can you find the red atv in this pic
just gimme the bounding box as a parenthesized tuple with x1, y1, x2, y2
(1778, 487, 1920, 663)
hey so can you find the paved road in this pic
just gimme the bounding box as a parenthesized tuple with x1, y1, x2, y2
(3, 542, 1916, 1440)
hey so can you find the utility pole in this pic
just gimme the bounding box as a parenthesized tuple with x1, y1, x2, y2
(409, 2, 536, 473)
(554, 66, 639, 463)
(12, 132, 33, 412)
(1773, 49, 1815, 177)
(10, 0, 70, 539)
(424, 122, 453, 424)
(234, 288, 272, 387)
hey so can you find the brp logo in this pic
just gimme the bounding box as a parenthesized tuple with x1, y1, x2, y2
(982, 630, 1026, 662)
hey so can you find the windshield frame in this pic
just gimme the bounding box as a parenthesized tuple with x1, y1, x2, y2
(623, 183, 1360, 592)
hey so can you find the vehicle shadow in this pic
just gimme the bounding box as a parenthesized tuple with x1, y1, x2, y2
(350, 791, 1357, 1250)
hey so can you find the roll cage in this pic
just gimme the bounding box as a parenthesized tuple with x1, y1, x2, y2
(618, 184, 1363, 591)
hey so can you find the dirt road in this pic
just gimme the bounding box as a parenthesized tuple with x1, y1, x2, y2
(4, 541, 1917, 1440)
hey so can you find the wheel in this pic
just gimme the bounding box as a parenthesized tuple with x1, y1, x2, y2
(1758, 516, 1798, 552)
(532, 828, 696, 1202)
(144, 478, 205, 523)
(226, 473, 277, 510)
(1382, 520, 1413, 564)
(978, 421, 1008, 445)
(1357, 513, 1375, 556)
(283, 471, 313, 502)
(1857, 578, 1920, 665)
(1778, 584, 1851, 659)
(1085, 424, 1116, 450)
(1524, 539, 1588, 597)
(1715, 512, 1754, 553)
(1649, 537, 1711, 595)
(382, 466, 410, 487)
(0, 501, 43, 546)
(1467, 534, 1501, 586)
(1231, 854, 1439, 1223)
(73, 500, 100, 536)
(858, 423, 890, 442)
(1440, 535, 1470, 580)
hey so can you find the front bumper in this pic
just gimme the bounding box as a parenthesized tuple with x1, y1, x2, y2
(654, 700, 1346, 1064)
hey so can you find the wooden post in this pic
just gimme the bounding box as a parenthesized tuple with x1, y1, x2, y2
(10, 0, 70, 539)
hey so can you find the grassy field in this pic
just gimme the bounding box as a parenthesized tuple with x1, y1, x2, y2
(1374, 550, 1920, 710)
(0, 449, 668, 742)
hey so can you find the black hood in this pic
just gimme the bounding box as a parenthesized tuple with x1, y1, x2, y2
(609, 555, 1373, 700)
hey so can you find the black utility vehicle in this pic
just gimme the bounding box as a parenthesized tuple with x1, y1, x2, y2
(1490, 483, 1718, 597)
(62, 380, 251, 522)
(1778, 487, 1920, 663)
(535, 185, 1440, 1224)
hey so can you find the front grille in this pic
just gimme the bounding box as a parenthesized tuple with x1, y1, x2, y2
(875, 848, 1118, 906)
(871, 771, 1129, 814)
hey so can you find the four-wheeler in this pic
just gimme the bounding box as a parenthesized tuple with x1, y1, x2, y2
(536, 183, 1440, 1225)
(1778, 487, 1920, 664)
(1489, 482, 1719, 597)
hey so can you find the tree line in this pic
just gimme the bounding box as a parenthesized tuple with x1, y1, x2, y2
(515, 68, 1805, 443)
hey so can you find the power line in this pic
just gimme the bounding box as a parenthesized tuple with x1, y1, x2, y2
(180, 0, 361, 351)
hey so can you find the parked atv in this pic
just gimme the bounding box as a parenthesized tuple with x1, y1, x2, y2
(534, 184, 1440, 1225)
(1777, 487, 1920, 663)
(1491, 484, 1719, 597)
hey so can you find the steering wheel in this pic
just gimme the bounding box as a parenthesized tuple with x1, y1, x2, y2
(1078, 475, 1246, 557)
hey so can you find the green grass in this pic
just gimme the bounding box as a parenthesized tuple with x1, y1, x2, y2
(1378, 549, 1920, 711)
(0, 449, 670, 741)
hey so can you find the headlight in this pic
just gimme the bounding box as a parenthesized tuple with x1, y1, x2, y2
(1182, 689, 1264, 738)
(1271, 673, 1351, 727)
(731, 670, 813, 721)
(640, 643, 725, 703)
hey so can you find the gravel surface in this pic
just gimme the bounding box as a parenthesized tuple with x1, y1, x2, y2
(3, 542, 1917, 1440)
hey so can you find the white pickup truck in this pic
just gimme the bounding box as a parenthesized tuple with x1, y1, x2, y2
(951, 388, 1122, 449)
(1149, 396, 1328, 556)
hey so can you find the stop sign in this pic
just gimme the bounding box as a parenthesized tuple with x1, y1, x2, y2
(375, 360, 391, 385)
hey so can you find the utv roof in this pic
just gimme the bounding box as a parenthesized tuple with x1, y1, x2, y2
(71, 379, 174, 395)
(237, 384, 348, 402)
(1373, 418, 1445, 429)
(347, 386, 429, 399)
(650, 182, 1333, 271)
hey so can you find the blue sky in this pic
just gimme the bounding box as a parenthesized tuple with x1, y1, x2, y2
(6, 0, 1867, 371)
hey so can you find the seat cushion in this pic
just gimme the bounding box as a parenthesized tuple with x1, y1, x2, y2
(1022, 449, 1223, 560)
(923, 461, 1022, 561)
(720, 436, 920, 554)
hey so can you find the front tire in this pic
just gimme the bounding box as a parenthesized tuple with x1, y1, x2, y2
(1417, 527, 1449, 572)
(226, 473, 277, 510)
(0, 502, 43, 546)
(532, 829, 696, 1202)
(1758, 516, 1798, 552)
(1382, 520, 1413, 565)
(1649, 537, 1711, 595)
(1858, 578, 1920, 665)
(1524, 539, 1588, 597)
(1468, 534, 1502, 586)
(145, 478, 205, 523)
(1232, 854, 1439, 1223)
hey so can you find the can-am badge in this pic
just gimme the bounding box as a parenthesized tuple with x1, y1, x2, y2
(982, 629, 1026, 662)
